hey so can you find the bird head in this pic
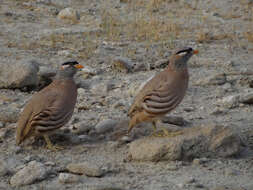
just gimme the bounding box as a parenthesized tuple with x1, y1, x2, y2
(58, 61, 84, 78)
(170, 47, 198, 70)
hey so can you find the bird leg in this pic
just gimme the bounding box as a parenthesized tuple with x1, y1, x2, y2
(151, 121, 183, 138)
(43, 135, 63, 151)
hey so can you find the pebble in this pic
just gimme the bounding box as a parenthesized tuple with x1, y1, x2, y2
(58, 7, 79, 22)
(70, 121, 92, 134)
(58, 173, 80, 184)
(95, 119, 118, 133)
(90, 82, 110, 95)
(87, 184, 124, 190)
(193, 158, 209, 165)
(0, 122, 4, 128)
(10, 161, 47, 187)
(185, 177, 196, 184)
(112, 57, 135, 73)
(217, 95, 240, 109)
(0, 128, 7, 139)
(67, 161, 105, 177)
(166, 165, 178, 171)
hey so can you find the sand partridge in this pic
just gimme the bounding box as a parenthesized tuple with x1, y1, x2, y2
(16, 61, 83, 150)
(128, 47, 198, 136)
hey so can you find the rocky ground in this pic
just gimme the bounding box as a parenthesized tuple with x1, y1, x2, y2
(1, 0, 253, 189)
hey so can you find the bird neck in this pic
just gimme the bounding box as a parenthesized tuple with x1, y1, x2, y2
(55, 70, 75, 79)
(169, 61, 187, 71)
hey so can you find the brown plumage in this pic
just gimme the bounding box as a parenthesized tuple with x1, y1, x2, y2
(128, 47, 198, 134)
(16, 61, 83, 150)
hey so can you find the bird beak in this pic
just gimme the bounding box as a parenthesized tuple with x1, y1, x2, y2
(74, 64, 84, 69)
(193, 50, 199, 54)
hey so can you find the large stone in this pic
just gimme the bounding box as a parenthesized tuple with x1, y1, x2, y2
(195, 73, 227, 86)
(0, 59, 39, 89)
(37, 66, 56, 90)
(66, 161, 104, 177)
(128, 124, 241, 162)
(95, 119, 118, 133)
(10, 161, 47, 187)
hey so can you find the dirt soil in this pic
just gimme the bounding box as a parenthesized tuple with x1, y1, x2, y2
(0, 0, 253, 190)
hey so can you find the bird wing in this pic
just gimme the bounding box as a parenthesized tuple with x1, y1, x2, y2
(128, 69, 187, 116)
(16, 81, 76, 144)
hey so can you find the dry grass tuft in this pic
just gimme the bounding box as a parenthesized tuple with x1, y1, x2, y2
(244, 31, 253, 43)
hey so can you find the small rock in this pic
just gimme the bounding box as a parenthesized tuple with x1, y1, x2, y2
(119, 135, 132, 144)
(128, 124, 241, 162)
(95, 119, 118, 133)
(239, 91, 253, 104)
(112, 100, 127, 109)
(195, 73, 226, 86)
(217, 95, 240, 109)
(90, 82, 110, 95)
(0, 160, 9, 176)
(0, 107, 19, 123)
(211, 186, 246, 190)
(185, 177, 196, 184)
(58, 173, 80, 184)
(177, 183, 185, 188)
(58, 8, 79, 22)
(80, 67, 98, 79)
(70, 121, 92, 134)
(37, 66, 56, 90)
(67, 161, 105, 177)
(87, 184, 124, 190)
(44, 161, 56, 166)
(10, 161, 47, 187)
(224, 168, 239, 176)
(0, 122, 4, 128)
(0, 128, 8, 139)
(78, 135, 92, 142)
(194, 183, 204, 188)
(57, 50, 71, 57)
(162, 116, 186, 126)
(166, 164, 178, 171)
(192, 158, 209, 165)
(0, 59, 39, 89)
(112, 57, 135, 73)
(149, 59, 170, 69)
(50, 0, 71, 6)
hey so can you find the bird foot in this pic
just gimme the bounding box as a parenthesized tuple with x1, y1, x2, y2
(152, 128, 183, 138)
(46, 144, 64, 151)
(43, 135, 64, 151)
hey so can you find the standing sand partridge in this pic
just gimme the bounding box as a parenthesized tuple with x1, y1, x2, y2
(128, 47, 198, 136)
(16, 61, 83, 150)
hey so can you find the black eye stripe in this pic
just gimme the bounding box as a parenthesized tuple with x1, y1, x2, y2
(62, 61, 79, 66)
(176, 48, 193, 55)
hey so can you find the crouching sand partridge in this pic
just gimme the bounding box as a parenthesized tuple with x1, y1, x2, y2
(16, 61, 83, 150)
(128, 47, 198, 136)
